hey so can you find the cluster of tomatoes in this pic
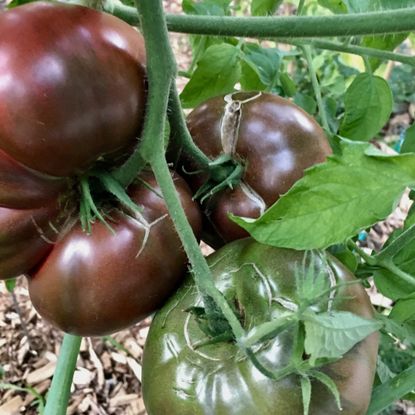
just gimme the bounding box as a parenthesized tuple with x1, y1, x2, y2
(0, 2, 202, 336)
(1, 3, 378, 414)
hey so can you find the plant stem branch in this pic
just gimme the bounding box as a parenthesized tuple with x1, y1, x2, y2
(375, 224, 415, 261)
(44, 335, 81, 415)
(136, 0, 245, 341)
(347, 240, 376, 265)
(301, 45, 330, 132)
(168, 84, 211, 170)
(282, 39, 415, 67)
(381, 260, 415, 288)
(105, 2, 415, 38)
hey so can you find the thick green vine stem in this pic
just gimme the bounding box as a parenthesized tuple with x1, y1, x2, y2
(136, 0, 245, 340)
(44, 335, 81, 415)
(104, 1, 415, 38)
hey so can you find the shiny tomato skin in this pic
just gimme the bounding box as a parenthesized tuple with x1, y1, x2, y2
(0, 198, 63, 280)
(183, 92, 332, 245)
(142, 239, 378, 415)
(0, 149, 67, 209)
(0, 2, 146, 177)
(28, 171, 202, 336)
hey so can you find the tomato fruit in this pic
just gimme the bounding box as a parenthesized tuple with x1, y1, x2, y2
(0, 2, 147, 282)
(28, 171, 202, 336)
(0, 2, 146, 177)
(0, 148, 69, 280)
(142, 238, 378, 415)
(182, 92, 332, 245)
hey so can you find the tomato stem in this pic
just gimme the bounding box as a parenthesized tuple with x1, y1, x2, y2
(168, 84, 211, 169)
(106, 2, 415, 38)
(279, 38, 415, 67)
(301, 45, 331, 133)
(135, 0, 245, 341)
(44, 334, 81, 415)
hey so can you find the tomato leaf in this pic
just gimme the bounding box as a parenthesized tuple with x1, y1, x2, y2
(240, 60, 267, 91)
(339, 73, 393, 141)
(241, 44, 281, 91)
(293, 93, 317, 115)
(376, 356, 396, 384)
(362, 34, 409, 71)
(251, 0, 283, 15)
(401, 123, 415, 153)
(231, 141, 415, 249)
(317, 0, 348, 13)
(309, 370, 342, 411)
(374, 224, 415, 300)
(346, 0, 415, 13)
(389, 293, 415, 323)
(300, 376, 311, 415)
(367, 364, 415, 415)
(181, 44, 241, 108)
(182, 0, 231, 15)
(304, 311, 382, 363)
(279, 72, 297, 97)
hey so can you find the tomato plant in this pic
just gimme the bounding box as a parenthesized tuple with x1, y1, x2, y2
(143, 238, 379, 415)
(28, 171, 202, 336)
(181, 91, 331, 244)
(1, 1, 415, 415)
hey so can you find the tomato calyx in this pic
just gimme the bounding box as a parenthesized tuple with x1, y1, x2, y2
(77, 169, 148, 234)
(192, 154, 245, 202)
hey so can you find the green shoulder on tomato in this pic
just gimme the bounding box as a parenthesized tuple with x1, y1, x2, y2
(142, 238, 378, 415)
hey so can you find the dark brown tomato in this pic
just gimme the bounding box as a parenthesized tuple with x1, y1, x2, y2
(0, 2, 146, 176)
(142, 239, 379, 415)
(0, 198, 63, 280)
(27, 171, 202, 336)
(0, 149, 67, 209)
(184, 92, 332, 244)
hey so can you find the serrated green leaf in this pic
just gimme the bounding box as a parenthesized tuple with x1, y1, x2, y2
(317, 0, 348, 14)
(309, 370, 342, 411)
(251, 0, 283, 15)
(340, 73, 393, 141)
(300, 376, 312, 415)
(242, 44, 280, 91)
(181, 44, 241, 108)
(231, 141, 415, 249)
(401, 123, 415, 153)
(304, 311, 382, 363)
(367, 364, 415, 415)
